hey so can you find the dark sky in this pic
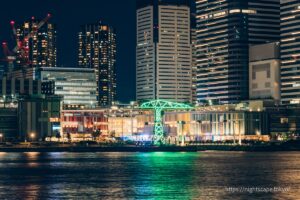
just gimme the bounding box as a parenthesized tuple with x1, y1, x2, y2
(0, 0, 137, 103)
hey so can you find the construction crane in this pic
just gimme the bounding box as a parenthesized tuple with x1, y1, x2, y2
(1, 13, 52, 70)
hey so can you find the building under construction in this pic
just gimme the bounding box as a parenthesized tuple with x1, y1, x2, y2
(1, 14, 57, 70)
(14, 15, 57, 68)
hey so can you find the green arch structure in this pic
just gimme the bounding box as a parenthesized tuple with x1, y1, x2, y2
(140, 100, 193, 145)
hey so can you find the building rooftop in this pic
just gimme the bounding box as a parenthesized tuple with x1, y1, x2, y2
(39, 67, 95, 72)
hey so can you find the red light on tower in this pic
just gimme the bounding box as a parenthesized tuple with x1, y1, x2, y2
(31, 16, 35, 20)
(10, 20, 15, 25)
(2, 42, 7, 46)
(47, 13, 51, 17)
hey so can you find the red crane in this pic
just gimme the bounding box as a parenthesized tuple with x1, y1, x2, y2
(1, 13, 52, 69)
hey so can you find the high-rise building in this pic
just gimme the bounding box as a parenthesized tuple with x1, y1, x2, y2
(191, 13, 197, 105)
(196, 0, 280, 105)
(78, 22, 117, 107)
(136, 0, 192, 103)
(15, 18, 57, 67)
(280, 0, 300, 105)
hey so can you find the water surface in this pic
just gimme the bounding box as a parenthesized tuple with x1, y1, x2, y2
(0, 151, 299, 199)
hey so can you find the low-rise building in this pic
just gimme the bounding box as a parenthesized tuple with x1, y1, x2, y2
(136, 101, 300, 142)
(18, 95, 62, 141)
(0, 98, 18, 141)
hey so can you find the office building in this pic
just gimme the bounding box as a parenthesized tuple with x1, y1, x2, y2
(15, 18, 57, 67)
(37, 67, 97, 107)
(196, 0, 280, 104)
(78, 22, 117, 106)
(249, 42, 281, 103)
(136, 0, 192, 103)
(9, 67, 97, 107)
(280, 0, 300, 104)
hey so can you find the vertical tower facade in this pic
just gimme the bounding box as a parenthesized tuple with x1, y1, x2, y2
(136, 0, 192, 103)
(78, 22, 117, 106)
(16, 18, 57, 67)
(196, 0, 280, 104)
(280, 0, 300, 104)
(191, 13, 197, 105)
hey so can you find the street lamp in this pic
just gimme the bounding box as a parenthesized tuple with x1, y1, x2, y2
(0, 133, 3, 142)
(30, 132, 35, 142)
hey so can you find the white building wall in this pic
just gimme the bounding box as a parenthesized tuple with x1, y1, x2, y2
(136, 6, 155, 101)
(136, 4, 192, 103)
(249, 60, 281, 102)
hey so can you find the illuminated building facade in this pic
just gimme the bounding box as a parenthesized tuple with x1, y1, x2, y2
(196, 0, 280, 104)
(61, 109, 108, 140)
(136, 0, 192, 103)
(60, 101, 300, 142)
(16, 18, 57, 67)
(78, 22, 117, 106)
(280, 0, 300, 104)
(137, 101, 300, 142)
(37, 67, 97, 107)
(61, 103, 140, 140)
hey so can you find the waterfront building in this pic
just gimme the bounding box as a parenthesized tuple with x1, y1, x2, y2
(136, 100, 300, 142)
(137, 102, 269, 142)
(78, 22, 117, 106)
(0, 98, 18, 141)
(280, 0, 300, 105)
(108, 102, 141, 138)
(249, 42, 281, 103)
(108, 117, 138, 139)
(15, 17, 57, 67)
(136, 0, 192, 103)
(196, 0, 280, 104)
(59, 101, 300, 142)
(18, 95, 62, 141)
(61, 109, 108, 141)
(60, 103, 141, 140)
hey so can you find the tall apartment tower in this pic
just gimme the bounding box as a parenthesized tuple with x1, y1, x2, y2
(196, 0, 280, 105)
(280, 0, 300, 105)
(136, 0, 192, 103)
(16, 18, 57, 67)
(78, 22, 117, 106)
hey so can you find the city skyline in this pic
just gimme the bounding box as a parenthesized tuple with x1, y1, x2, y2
(0, 0, 136, 102)
(0, 1, 300, 199)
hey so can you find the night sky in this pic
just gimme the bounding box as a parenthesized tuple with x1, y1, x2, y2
(0, 0, 137, 103)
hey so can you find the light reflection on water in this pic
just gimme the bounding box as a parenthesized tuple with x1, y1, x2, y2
(0, 151, 299, 199)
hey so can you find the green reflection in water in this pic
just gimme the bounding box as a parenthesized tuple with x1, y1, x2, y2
(135, 152, 200, 200)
